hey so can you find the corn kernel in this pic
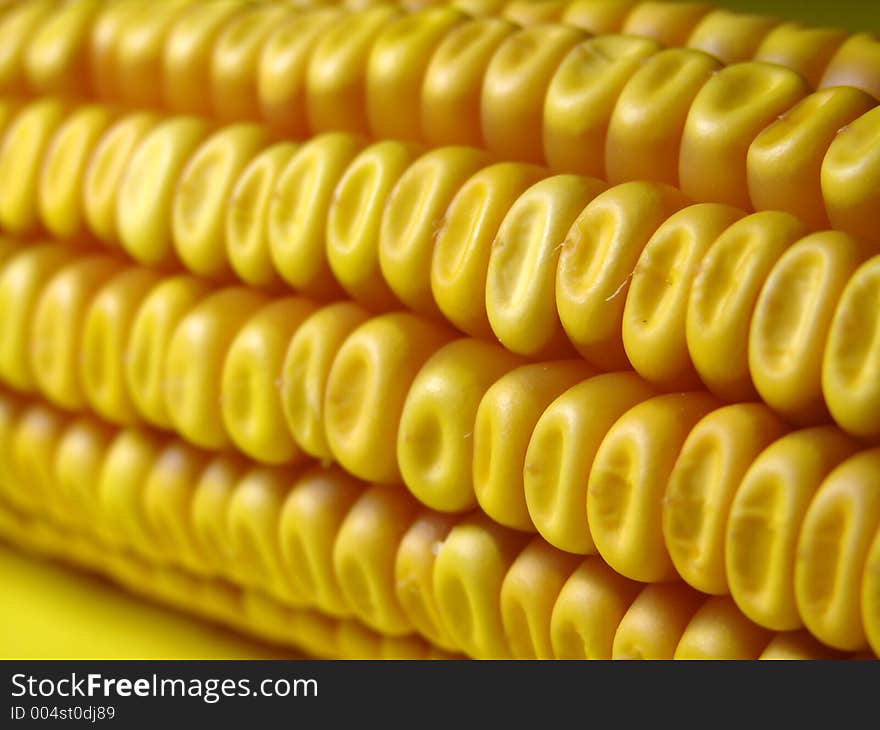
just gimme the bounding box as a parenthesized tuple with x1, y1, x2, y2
(398, 338, 523, 513)
(588, 391, 719, 582)
(474, 360, 594, 530)
(726, 427, 859, 631)
(663, 403, 789, 595)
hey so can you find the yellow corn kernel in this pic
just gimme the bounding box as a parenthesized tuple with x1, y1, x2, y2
(686, 210, 807, 402)
(116, 116, 210, 266)
(53, 416, 114, 530)
(394, 510, 459, 651)
(38, 104, 114, 240)
(269, 133, 365, 296)
(125, 274, 211, 430)
(748, 88, 876, 230)
(606, 48, 721, 187)
(89, 0, 143, 101)
(24, 0, 101, 98)
(433, 515, 529, 659)
(173, 123, 268, 279)
(674, 596, 772, 659)
(29, 415, 81, 522)
(795, 450, 880, 651)
(544, 35, 660, 177)
(221, 297, 316, 465)
(191, 454, 245, 578)
(431, 161, 546, 339)
(549, 556, 640, 659)
(326, 140, 422, 310)
(754, 23, 847, 89)
(0, 0, 55, 94)
(822, 105, 880, 245)
(557, 181, 690, 369)
(0, 243, 74, 392)
(749, 231, 871, 425)
(663, 403, 789, 596)
(500, 537, 580, 659)
(588, 391, 719, 583)
(398, 338, 523, 513)
(622, 1, 713, 45)
(97, 428, 162, 553)
(863, 528, 880, 657)
(82, 112, 159, 247)
(8, 403, 64, 515)
(561, 0, 635, 34)
(679, 63, 809, 210)
(820, 33, 880, 100)
(227, 464, 302, 603)
(481, 24, 585, 164)
(115, 0, 195, 109)
(421, 18, 515, 148)
(686, 10, 779, 64)
(279, 465, 362, 617)
(307, 6, 402, 136)
(525, 371, 655, 555)
(258, 8, 342, 136)
(30, 257, 124, 411)
(475, 360, 595, 531)
(726, 427, 859, 631)
(142, 440, 208, 571)
(210, 3, 292, 122)
(0, 98, 67, 235)
(623, 204, 743, 388)
(760, 630, 844, 660)
(226, 141, 299, 288)
(333, 484, 419, 636)
(823, 256, 880, 439)
(162, 0, 244, 115)
(486, 174, 606, 357)
(612, 583, 705, 659)
(325, 313, 452, 484)
(164, 287, 267, 450)
(81, 267, 162, 425)
(280, 301, 371, 462)
(380, 147, 490, 316)
(367, 7, 464, 143)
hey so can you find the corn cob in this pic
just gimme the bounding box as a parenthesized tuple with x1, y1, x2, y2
(0, 0, 879, 662)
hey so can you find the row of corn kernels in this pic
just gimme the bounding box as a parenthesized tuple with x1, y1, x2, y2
(5, 0, 880, 199)
(1, 389, 870, 658)
(5, 0, 878, 130)
(4, 9, 880, 234)
(0, 500, 449, 660)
